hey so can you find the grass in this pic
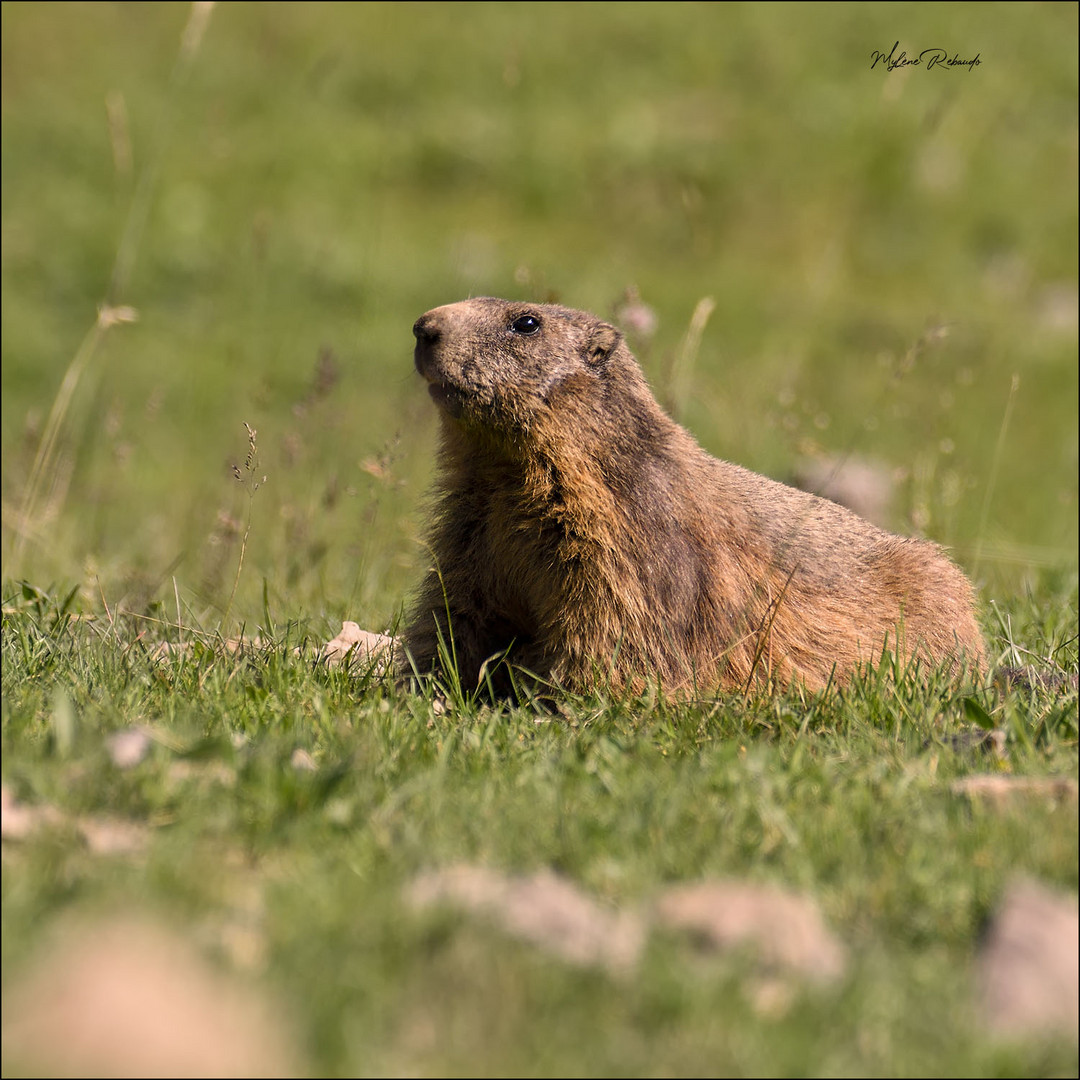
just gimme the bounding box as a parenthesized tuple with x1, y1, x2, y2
(2, 579, 1077, 1075)
(2, 3, 1077, 1076)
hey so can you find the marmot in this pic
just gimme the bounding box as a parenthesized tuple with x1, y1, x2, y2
(405, 297, 986, 695)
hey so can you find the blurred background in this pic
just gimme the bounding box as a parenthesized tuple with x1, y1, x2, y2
(2, 1, 1076, 635)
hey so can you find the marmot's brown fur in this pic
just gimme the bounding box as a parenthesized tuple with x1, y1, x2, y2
(405, 298, 986, 695)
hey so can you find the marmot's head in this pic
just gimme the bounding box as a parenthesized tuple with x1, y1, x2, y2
(413, 298, 625, 432)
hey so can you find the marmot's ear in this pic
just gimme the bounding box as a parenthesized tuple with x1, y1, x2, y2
(585, 322, 622, 368)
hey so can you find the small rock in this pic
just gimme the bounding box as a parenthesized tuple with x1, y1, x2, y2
(1, 915, 301, 1077)
(289, 748, 317, 772)
(654, 880, 846, 983)
(1, 785, 63, 841)
(76, 817, 148, 857)
(951, 775, 1078, 804)
(2, 785, 145, 855)
(320, 622, 396, 674)
(978, 878, 1079, 1042)
(149, 640, 194, 661)
(408, 865, 645, 974)
(2, 785, 38, 841)
(107, 728, 153, 769)
(166, 760, 237, 788)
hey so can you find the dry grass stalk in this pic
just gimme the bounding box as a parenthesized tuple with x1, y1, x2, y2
(220, 423, 266, 632)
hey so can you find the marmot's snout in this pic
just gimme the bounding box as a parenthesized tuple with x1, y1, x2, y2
(412, 312, 443, 380)
(413, 312, 440, 345)
(413, 308, 467, 416)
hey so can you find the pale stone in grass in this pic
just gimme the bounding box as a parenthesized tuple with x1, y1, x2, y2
(408, 865, 645, 974)
(2, 785, 145, 855)
(1, 916, 300, 1078)
(320, 621, 396, 673)
(406, 867, 848, 982)
(167, 759, 237, 787)
(978, 879, 1079, 1043)
(654, 880, 846, 983)
(107, 727, 153, 769)
(1, 784, 59, 840)
(149, 640, 194, 661)
(289, 747, 317, 771)
(75, 816, 148, 856)
(951, 775, 1078, 804)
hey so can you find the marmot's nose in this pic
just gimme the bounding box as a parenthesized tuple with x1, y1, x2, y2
(413, 313, 441, 345)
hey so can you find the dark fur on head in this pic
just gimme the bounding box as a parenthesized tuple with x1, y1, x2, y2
(406, 297, 986, 696)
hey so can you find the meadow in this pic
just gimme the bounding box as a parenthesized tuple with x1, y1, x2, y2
(2, 3, 1077, 1075)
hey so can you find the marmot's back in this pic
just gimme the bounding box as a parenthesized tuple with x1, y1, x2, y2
(406, 297, 986, 694)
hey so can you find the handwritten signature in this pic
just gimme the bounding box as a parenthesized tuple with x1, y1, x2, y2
(871, 42, 981, 72)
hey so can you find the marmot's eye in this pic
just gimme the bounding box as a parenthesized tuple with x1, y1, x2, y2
(510, 314, 541, 336)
